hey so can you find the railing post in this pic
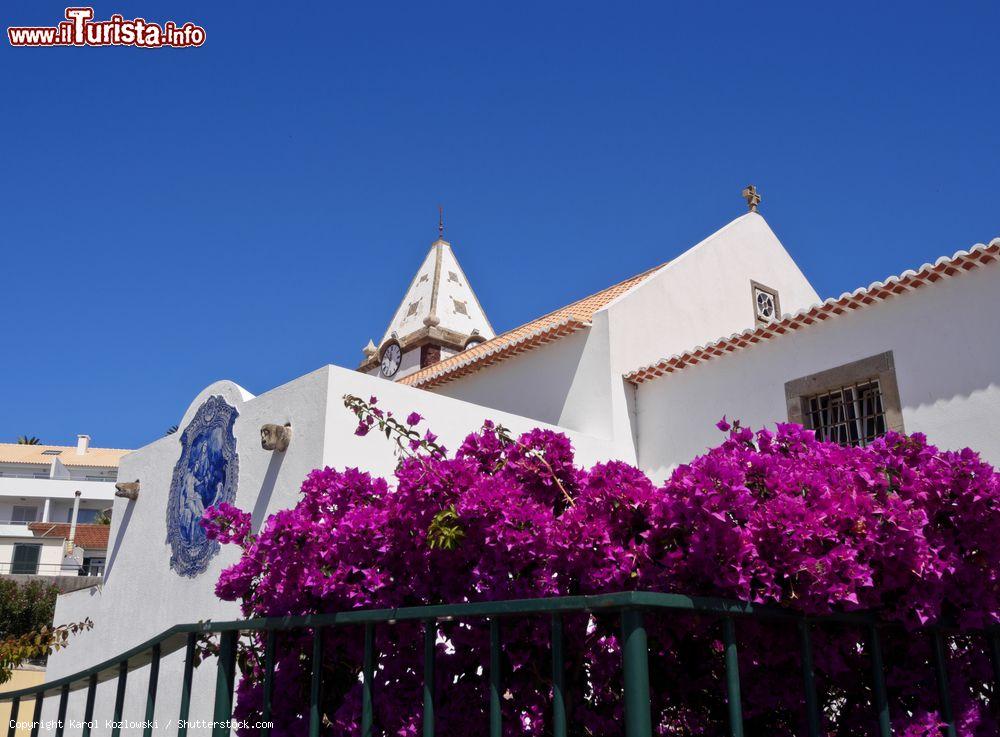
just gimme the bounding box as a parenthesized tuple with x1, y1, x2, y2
(931, 631, 957, 737)
(261, 630, 276, 737)
(722, 618, 744, 737)
(362, 623, 375, 737)
(29, 689, 43, 737)
(489, 618, 502, 737)
(798, 620, 821, 737)
(6, 697, 19, 737)
(423, 620, 436, 737)
(111, 660, 128, 737)
(868, 625, 892, 737)
(143, 643, 161, 737)
(81, 673, 97, 737)
(309, 628, 323, 737)
(178, 633, 196, 737)
(54, 684, 68, 737)
(621, 608, 652, 737)
(213, 631, 238, 737)
(989, 632, 1000, 715)
(551, 614, 566, 737)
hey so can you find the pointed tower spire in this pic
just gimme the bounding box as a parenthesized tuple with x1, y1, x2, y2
(359, 219, 495, 380)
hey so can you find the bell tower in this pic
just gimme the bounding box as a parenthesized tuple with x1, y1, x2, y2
(359, 216, 494, 381)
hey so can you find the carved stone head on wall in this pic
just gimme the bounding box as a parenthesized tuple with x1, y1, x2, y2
(260, 423, 291, 452)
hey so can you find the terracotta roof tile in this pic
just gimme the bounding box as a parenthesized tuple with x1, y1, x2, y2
(400, 263, 666, 388)
(625, 239, 1000, 384)
(27, 523, 110, 550)
(0, 444, 129, 468)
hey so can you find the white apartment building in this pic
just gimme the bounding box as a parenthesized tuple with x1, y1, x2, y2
(0, 435, 128, 577)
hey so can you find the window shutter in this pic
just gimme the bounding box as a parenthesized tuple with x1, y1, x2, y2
(11, 544, 41, 575)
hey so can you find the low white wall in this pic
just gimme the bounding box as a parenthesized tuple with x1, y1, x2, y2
(323, 362, 613, 477)
(43, 367, 327, 737)
(43, 364, 611, 735)
(636, 259, 1000, 481)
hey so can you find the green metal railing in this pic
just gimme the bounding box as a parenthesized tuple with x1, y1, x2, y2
(2, 590, 997, 737)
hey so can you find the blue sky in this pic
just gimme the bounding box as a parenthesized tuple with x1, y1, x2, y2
(2, 1, 998, 449)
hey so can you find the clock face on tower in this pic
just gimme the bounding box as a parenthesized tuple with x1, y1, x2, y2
(380, 343, 402, 378)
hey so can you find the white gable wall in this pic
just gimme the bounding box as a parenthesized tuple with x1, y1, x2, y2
(598, 212, 820, 456)
(432, 213, 821, 464)
(601, 213, 819, 376)
(635, 259, 1000, 481)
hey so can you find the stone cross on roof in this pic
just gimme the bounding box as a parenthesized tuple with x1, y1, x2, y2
(742, 184, 761, 212)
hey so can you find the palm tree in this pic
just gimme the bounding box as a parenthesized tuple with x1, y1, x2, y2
(16, 435, 40, 445)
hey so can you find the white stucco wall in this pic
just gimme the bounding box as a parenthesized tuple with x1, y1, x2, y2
(434, 213, 821, 464)
(601, 213, 819, 375)
(428, 330, 596, 432)
(43, 364, 610, 735)
(635, 257, 1000, 481)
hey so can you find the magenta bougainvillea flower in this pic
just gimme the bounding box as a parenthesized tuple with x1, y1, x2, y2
(203, 402, 1000, 737)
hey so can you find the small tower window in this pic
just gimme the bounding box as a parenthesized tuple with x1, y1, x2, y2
(420, 344, 442, 368)
(406, 301, 421, 317)
(750, 280, 780, 326)
(452, 299, 468, 316)
(448, 271, 462, 284)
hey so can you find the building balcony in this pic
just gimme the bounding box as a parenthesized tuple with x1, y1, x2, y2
(0, 475, 117, 502)
(0, 492, 112, 537)
(0, 519, 36, 537)
(0, 471, 115, 482)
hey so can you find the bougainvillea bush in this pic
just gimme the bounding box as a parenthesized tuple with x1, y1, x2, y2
(203, 396, 1000, 737)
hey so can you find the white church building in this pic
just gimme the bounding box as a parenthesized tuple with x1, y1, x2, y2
(36, 201, 1000, 734)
